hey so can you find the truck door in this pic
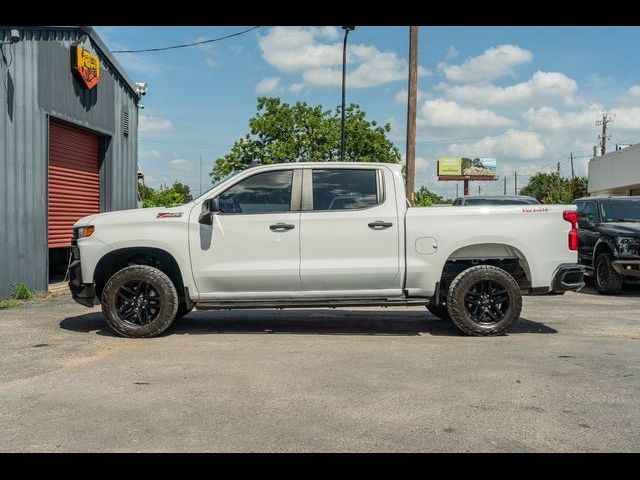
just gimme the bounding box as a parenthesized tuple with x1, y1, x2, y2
(298, 167, 402, 296)
(188, 169, 302, 298)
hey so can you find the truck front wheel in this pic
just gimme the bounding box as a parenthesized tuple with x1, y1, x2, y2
(446, 265, 522, 336)
(595, 253, 624, 295)
(101, 265, 179, 338)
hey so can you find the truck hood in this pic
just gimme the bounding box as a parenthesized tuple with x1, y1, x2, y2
(73, 205, 191, 228)
(599, 222, 640, 236)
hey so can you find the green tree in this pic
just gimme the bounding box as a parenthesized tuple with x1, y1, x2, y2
(142, 181, 192, 208)
(413, 186, 452, 207)
(520, 172, 588, 204)
(210, 97, 401, 181)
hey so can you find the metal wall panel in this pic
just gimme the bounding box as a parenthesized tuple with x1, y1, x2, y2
(0, 27, 139, 298)
(48, 120, 100, 248)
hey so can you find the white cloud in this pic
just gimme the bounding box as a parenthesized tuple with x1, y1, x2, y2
(169, 159, 193, 172)
(258, 27, 341, 73)
(446, 46, 459, 60)
(418, 99, 515, 129)
(259, 26, 430, 89)
(395, 89, 429, 104)
(205, 57, 217, 69)
(447, 129, 546, 160)
(256, 76, 283, 94)
(139, 149, 162, 160)
(289, 83, 305, 93)
(318, 26, 341, 40)
(522, 105, 601, 130)
(438, 44, 533, 83)
(444, 71, 578, 106)
(619, 85, 640, 103)
(139, 115, 173, 133)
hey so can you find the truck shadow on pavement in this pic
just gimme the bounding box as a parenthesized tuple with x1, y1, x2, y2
(576, 282, 640, 297)
(60, 309, 557, 337)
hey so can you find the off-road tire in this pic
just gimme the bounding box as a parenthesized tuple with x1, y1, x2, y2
(595, 253, 624, 295)
(101, 265, 179, 338)
(447, 265, 522, 336)
(427, 303, 451, 321)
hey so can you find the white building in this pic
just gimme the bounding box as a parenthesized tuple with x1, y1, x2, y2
(588, 144, 640, 196)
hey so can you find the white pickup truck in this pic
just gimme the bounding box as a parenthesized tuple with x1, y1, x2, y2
(69, 162, 584, 338)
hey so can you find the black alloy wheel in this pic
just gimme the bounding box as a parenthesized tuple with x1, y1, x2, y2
(463, 279, 510, 324)
(115, 280, 162, 326)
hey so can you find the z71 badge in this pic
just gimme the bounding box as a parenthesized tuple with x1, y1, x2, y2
(156, 212, 183, 218)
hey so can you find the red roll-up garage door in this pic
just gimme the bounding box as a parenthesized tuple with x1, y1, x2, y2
(48, 120, 100, 248)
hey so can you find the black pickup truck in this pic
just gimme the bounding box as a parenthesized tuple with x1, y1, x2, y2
(574, 196, 640, 294)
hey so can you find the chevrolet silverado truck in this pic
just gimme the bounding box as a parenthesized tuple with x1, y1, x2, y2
(68, 162, 584, 338)
(574, 195, 640, 294)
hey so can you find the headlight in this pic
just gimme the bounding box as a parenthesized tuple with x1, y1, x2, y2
(616, 236, 639, 255)
(76, 226, 95, 239)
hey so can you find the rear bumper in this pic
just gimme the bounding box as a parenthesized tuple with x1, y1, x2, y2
(551, 263, 585, 293)
(68, 259, 96, 307)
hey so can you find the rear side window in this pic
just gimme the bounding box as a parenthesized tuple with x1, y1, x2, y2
(311, 169, 380, 211)
(218, 170, 293, 214)
(578, 201, 598, 227)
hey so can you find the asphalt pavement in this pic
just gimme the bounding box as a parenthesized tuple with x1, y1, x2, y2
(1, 283, 638, 452)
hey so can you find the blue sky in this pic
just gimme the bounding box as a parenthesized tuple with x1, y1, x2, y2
(95, 26, 640, 198)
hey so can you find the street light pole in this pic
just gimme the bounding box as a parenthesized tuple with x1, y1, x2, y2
(340, 26, 355, 162)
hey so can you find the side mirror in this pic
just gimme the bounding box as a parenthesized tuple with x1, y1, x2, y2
(198, 197, 219, 225)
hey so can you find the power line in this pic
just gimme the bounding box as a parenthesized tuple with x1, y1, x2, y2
(112, 26, 261, 53)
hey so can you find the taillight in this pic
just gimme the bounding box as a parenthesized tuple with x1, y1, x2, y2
(563, 210, 578, 251)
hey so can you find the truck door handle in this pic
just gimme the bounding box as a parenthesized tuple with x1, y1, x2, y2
(368, 221, 393, 230)
(270, 223, 295, 231)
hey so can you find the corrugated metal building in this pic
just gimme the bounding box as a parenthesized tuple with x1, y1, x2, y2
(0, 26, 140, 298)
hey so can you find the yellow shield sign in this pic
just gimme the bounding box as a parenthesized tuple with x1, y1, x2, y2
(72, 37, 100, 90)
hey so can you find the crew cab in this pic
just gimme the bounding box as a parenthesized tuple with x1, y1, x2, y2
(574, 195, 640, 294)
(68, 162, 584, 338)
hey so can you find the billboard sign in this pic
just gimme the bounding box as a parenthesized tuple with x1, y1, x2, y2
(437, 157, 497, 178)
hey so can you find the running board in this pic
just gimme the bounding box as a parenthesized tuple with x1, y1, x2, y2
(195, 297, 430, 311)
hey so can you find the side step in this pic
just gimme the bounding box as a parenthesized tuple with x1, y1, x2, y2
(196, 297, 430, 311)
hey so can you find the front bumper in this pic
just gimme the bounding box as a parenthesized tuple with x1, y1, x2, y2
(68, 247, 97, 308)
(612, 259, 640, 278)
(551, 263, 585, 293)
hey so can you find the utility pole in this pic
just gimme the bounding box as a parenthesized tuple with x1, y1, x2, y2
(557, 161, 560, 174)
(405, 26, 418, 204)
(514, 172, 518, 195)
(478, 184, 481, 195)
(340, 26, 355, 162)
(570, 152, 575, 179)
(596, 113, 613, 156)
(504, 176, 507, 195)
(456, 182, 459, 197)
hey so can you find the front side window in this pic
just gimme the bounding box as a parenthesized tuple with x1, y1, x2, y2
(218, 170, 293, 214)
(312, 169, 380, 211)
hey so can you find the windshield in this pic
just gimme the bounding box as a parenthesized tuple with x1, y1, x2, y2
(599, 198, 640, 223)
(464, 197, 539, 206)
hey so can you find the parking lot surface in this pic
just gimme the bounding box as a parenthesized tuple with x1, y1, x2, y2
(1, 284, 639, 452)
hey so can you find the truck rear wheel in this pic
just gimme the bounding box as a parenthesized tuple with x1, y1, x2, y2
(595, 253, 623, 295)
(446, 265, 522, 336)
(101, 265, 179, 338)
